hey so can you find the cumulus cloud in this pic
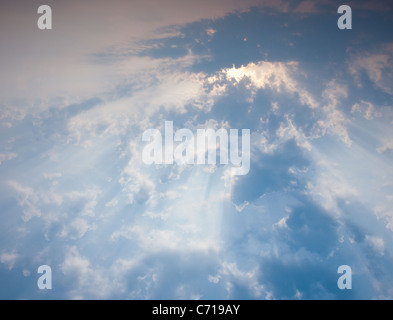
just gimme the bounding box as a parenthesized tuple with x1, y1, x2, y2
(276, 115, 312, 151)
(305, 163, 358, 216)
(59, 218, 96, 240)
(223, 61, 319, 108)
(0, 0, 293, 118)
(365, 235, 385, 256)
(112, 224, 220, 253)
(216, 262, 271, 299)
(1, 0, 393, 300)
(65, 64, 219, 146)
(0, 252, 19, 270)
(7, 180, 41, 222)
(273, 215, 289, 229)
(7, 180, 101, 235)
(67, 188, 101, 217)
(61, 246, 116, 299)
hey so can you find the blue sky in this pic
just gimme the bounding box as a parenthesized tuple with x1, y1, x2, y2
(1, 0, 393, 299)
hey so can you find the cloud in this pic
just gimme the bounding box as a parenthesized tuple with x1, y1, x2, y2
(223, 61, 319, 109)
(66, 188, 101, 217)
(6, 180, 101, 235)
(365, 235, 385, 256)
(0, 252, 19, 270)
(317, 80, 351, 146)
(160, 190, 181, 201)
(22, 269, 31, 277)
(234, 201, 249, 212)
(7, 180, 41, 222)
(1, 1, 393, 300)
(293, 1, 319, 14)
(216, 261, 269, 299)
(105, 198, 118, 208)
(111, 223, 220, 254)
(349, 43, 393, 94)
(0, 0, 291, 117)
(0, 153, 17, 165)
(377, 140, 393, 154)
(43, 172, 62, 180)
(120, 157, 157, 206)
(276, 115, 312, 151)
(59, 218, 96, 240)
(273, 215, 289, 229)
(65, 63, 213, 145)
(206, 28, 217, 37)
(351, 101, 382, 120)
(61, 246, 115, 299)
(305, 163, 358, 216)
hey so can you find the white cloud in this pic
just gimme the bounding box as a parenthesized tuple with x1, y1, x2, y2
(0, 252, 18, 270)
(111, 166, 228, 260)
(7, 180, 101, 229)
(365, 235, 385, 256)
(160, 190, 181, 201)
(61, 246, 117, 299)
(225, 61, 288, 86)
(374, 205, 393, 232)
(351, 101, 381, 120)
(294, 289, 303, 299)
(111, 224, 219, 253)
(120, 163, 157, 206)
(43, 172, 62, 180)
(1, 2, 392, 300)
(305, 164, 358, 216)
(22, 269, 31, 277)
(67, 188, 101, 217)
(277, 115, 312, 151)
(1, 0, 291, 119)
(0, 152, 17, 165)
(253, 131, 279, 155)
(273, 215, 289, 229)
(60, 218, 96, 240)
(377, 140, 393, 154)
(142, 209, 171, 221)
(206, 28, 216, 37)
(105, 198, 118, 208)
(317, 80, 351, 146)
(217, 261, 270, 299)
(234, 201, 249, 212)
(7, 180, 41, 222)
(223, 61, 318, 109)
(65, 65, 214, 145)
(208, 274, 220, 284)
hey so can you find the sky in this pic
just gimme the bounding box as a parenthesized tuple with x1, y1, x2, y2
(0, 0, 393, 300)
